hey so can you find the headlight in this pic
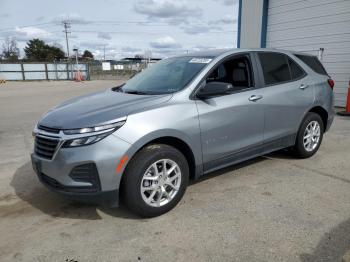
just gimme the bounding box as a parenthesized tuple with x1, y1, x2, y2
(62, 120, 126, 148)
(63, 121, 126, 135)
(62, 133, 110, 147)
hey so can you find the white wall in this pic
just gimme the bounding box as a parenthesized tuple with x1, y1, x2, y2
(266, 0, 350, 107)
(239, 0, 265, 48)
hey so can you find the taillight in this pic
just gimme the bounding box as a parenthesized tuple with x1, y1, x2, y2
(327, 78, 334, 90)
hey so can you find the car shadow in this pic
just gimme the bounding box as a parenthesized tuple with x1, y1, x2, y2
(189, 156, 266, 186)
(10, 161, 139, 220)
(9, 150, 296, 220)
(299, 217, 350, 262)
(190, 148, 296, 185)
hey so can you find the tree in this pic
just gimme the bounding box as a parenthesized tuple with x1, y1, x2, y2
(82, 50, 94, 60)
(1, 37, 20, 61)
(24, 39, 65, 61)
(46, 46, 65, 61)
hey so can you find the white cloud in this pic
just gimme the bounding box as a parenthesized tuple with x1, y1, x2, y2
(216, 0, 237, 6)
(181, 24, 223, 35)
(36, 16, 46, 21)
(121, 47, 142, 52)
(52, 13, 91, 25)
(97, 32, 112, 40)
(1, 13, 11, 19)
(80, 41, 108, 50)
(150, 36, 181, 49)
(191, 44, 215, 52)
(134, 0, 202, 20)
(12, 26, 56, 42)
(181, 20, 222, 35)
(217, 14, 237, 24)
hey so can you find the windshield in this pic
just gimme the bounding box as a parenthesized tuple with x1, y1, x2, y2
(119, 56, 212, 95)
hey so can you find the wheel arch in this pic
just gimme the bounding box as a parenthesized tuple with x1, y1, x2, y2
(118, 131, 202, 194)
(308, 106, 328, 132)
(143, 136, 197, 180)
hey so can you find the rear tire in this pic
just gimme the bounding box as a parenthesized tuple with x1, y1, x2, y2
(293, 112, 324, 158)
(122, 144, 189, 217)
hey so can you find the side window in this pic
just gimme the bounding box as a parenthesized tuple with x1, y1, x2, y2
(295, 54, 328, 75)
(206, 55, 254, 91)
(258, 52, 291, 85)
(288, 58, 305, 80)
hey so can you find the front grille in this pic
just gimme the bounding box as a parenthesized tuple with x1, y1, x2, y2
(38, 125, 60, 134)
(34, 136, 60, 160)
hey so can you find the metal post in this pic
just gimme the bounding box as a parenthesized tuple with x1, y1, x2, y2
(44, 63, 49, 80)
(75, 50, 78, 66)
(20, 63, 25, 80)
(70, 62, 73, 80)
(66, 63, 69, 80)
(73, 48, 79, 80)
(85, 63, 89, 80)
(54, 61, 58, 80)
(318, 48, 324, 61)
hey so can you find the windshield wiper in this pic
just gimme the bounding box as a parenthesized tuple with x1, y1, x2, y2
(111, 84, 125, 92)
(123, 90, 152, 95)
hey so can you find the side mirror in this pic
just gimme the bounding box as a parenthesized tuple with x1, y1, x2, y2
(196, 81, 233, 99)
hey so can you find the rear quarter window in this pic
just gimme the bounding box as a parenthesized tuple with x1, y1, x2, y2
(258, 52, 291, 85)
(295, 54, 328, 75)
(257, 52, 305, 86)
(288, 57, 305, 80)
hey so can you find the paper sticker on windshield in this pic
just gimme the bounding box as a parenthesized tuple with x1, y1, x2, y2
(189, 58, 212, 64)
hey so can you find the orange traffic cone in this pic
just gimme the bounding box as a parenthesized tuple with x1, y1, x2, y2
(74, 71, 83, 82)
(338, 80, 350, 116)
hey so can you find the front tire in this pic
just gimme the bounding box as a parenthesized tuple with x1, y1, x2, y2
(293, 112, 324, 158)
(122, 144, 189, 217)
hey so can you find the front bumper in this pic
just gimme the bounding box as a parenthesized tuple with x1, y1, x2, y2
(35, 167, 119, 207)
(31, 131, 132, 207)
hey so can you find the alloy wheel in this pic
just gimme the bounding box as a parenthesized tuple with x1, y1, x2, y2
(303, 120, 321, 152)
(140, 159, 181, 207)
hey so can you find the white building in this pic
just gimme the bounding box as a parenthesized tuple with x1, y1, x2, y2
(237, 0, 350, 107)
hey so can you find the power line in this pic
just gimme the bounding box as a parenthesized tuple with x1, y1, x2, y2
(62, 20, 71, 58)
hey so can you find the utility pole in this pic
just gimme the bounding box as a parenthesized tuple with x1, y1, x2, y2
(62, 20, 71, 59)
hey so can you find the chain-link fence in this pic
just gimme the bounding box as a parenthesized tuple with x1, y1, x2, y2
(88, 61, 148, 81)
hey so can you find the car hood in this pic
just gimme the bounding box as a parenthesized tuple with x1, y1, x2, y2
(38, 88, 172, 129)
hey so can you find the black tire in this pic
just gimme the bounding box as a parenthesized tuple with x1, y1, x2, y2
(293, 112, 324, 158)
(121, 144, 189, 217)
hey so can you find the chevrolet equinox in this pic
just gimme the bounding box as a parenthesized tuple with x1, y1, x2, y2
(32, 49, 334, 217)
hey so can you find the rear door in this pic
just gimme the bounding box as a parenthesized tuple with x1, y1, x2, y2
(195, 53, 265, 172)
(254, 52, 314, 150)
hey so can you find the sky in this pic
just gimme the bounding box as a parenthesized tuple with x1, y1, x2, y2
(0, 0, 238, 60)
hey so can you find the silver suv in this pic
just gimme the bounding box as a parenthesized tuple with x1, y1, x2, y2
(32, 49, 334, 217)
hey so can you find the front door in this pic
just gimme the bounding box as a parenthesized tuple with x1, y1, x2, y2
(195, 53, 265, 173)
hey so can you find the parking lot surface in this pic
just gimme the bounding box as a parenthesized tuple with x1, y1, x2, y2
(0, 80, 349, 262)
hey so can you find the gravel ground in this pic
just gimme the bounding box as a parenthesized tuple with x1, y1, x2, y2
(0, 80, 349, 262)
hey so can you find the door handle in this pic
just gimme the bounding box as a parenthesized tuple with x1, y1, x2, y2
(249, 95, 263, 102)
(299, 84, 309, 90)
